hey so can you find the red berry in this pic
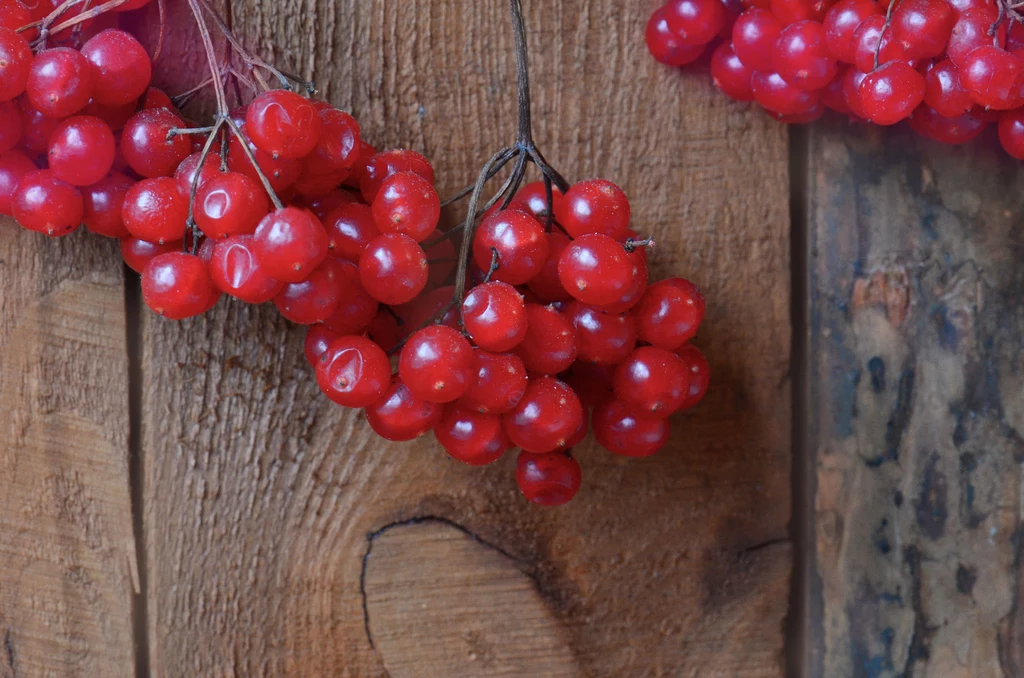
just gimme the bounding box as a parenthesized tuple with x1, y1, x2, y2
(556, 179, 631, 240)
(424, 227, 457, 287)
(593, 399, 671, 458)
(365, 377, 444, 441)
(80, 29, 151, 106)
(227, 123, 303, 193)
(122, 177, 188, 244)
(664, 0, 728, 45)
(821, 67, 852, 113)
(999, 108, 1024, 158)
(304, 107, 361, 176)
(646, 7, 706, 66)
(462, 281, 527, 352)
(322, 259, 379, 334)
(252, 207, 329, 283)
(960, 45, 1024, 110)
(565, 301, 638, 365)
(526, 232, 572, 302)
(515, 450, 582, 506)
(852, 14, 909, 73)
(295, 187, 359, 221)
(0, 27, 32, 102)
(0, 99, 19, 154)
(12, 169, 82, 236)
(710, 42, 755, 100)
(909, 105, 986, 144)
(173, 151, 221, 198)
(245, 90, 320, 160)
(634, 277, 706, 349)
(564, 361, 617, 410)
(513, 303, 579, 375)
(195, 171, 269, 239)
(676, 344, 711, 409)
(140, 87, 178, 114)
(371, 170, 439, 242)
(890, 0, 955, 60)
(0, 1, 31, 34)
(598, 248, 649, 313)
(459, 348, 528, 414)
(773, 21, 837, 91)
(304, 324, 339, 365)
(923, 60, 972, 118)
(751, 71, 820, 115)
(274, 257, 345, 324)
(121, 237, 181, 273)
(732, 8, 782, 68)
(515, 180, 564, 219)
(558, 233, 635, 306)
(399, 325, 474, 403)
(434, 405, 508, 466)
(472, 208, 549, 285)
(113, 0, 153, 11)
(141, 252, 220, 319)
(18, 97, 58, 153)
(359, 149, 435, 204)
(770, 0, 829, 23)
(81, 171, 133, 237)
(948, 8, 1004, 69)
(393, 285, 459, 338)
(613, 346, 689, 418)
(841, 66, 870, 117)
(358, 232, 428, 305)
(0, 149, 36, 216)
(823, 0, 879, 63)
(859, 61, 925, 125)
(26, 48, 92, 118)
(315, 335, 391, 407)
(323, 202, 380, 262)
(47, 115, 115, 187)
(208, 234, 285, 304)
(504, 377, 584, 453)
(121, 109, 192, 178)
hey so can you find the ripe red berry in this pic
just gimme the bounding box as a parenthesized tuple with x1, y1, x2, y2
(141, 252, 220, 319)
(274, 257, 345, 324)
(359, 149, 435, 204)
(80, 29, 151, 106)
(676, 344, 711, 409)
(598, 248, 649, 313)
(999, 108, 1024, 158)
(295, 187, 359, 221)
(462, 281, 527, 352)
(959, 46, 1024, 110)
(399, 325, 474, 403)
(852, 14, 909, 73)
(614, 346, 689, 418)
(245, 90, 321, 160)
(923, 60, 972, 118)
(841, 67, 870, 117)
(12, 169, 83, 236)
(322, 259, 379, 334)
(304, 107, 361, 176)
(710, 42, 755, 100)
(948, 8, 1004, 69)
(208, 235, 285, 304)
(458, 348, 528, 414)
(358, 232, 428, 305)
(365, 377, 444, 441)
(173, 151, 221, 198)
(18, 97, 58, 153)
(304, 324, 340, 365)
(0, 99, 19, 154)
(252, 207, 329, 283)
(909, 106, 987, 145)
(821, 68, 852, 113)
(434, 405, 508, 466)
(646, 7, 706, 66)
(593, 399, 671, 458)
(81, 171, 133, 238)
(525, 232, 572, 302)
(890, 0, 955, 59)
(515, 450, 582, 506)
(751, 71, 820, 115)
(773, 21, 837, 91)
(564, 361, 616, 410)
(504, 377, 584, 453)
(121, 237, 181, 273)
(47, 115, 116, 187)
(732, 8, 782, 68)
(556, 179, 631, 240)
(664, 0, 728, 45)
(141, 87, 178, 114)
(565, 301, 638, 365)
(0, 1, 31, 34)
(823, 0, 879, 63)
(371, 171, 439, 242)
(121, 109, 192, 178)
(227, 124, 303, 193)
(0, 27, 31, 102)
(323, 202, 380, 262)
(195, 171, 269, 239)
(514, 303, 579, 375)
(515, 180, 564, 219)
(558, 233, 635, 306)
(770, 0, 829, 23)
(634, 277, 706, 349)
(123, 177, 188, 244)
(27, 48, 93, 118)
(472, 208, 549, 285)
(315, 335, 391, 407)
(0, 149, 36, 216)
(859, 61, 925, 125)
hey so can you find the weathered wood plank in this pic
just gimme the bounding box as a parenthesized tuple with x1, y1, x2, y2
(142, 1, 792, 676)
(806, 122, 1024, 677)
(0, 224, 135, 677)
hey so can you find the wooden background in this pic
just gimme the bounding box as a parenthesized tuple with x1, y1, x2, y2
(0, 0, 1020, 676)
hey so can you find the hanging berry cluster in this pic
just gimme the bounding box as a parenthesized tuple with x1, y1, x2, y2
(646, 0, 1024, 153)
(0, 0, 710, 507)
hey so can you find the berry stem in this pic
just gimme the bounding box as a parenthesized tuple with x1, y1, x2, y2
(224, 115, 285, 209)
(874, 0, 901, 70)
(185, 117, 226, 253)
(510, 0, 533, 147)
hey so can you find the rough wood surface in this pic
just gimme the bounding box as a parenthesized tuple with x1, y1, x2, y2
(0, 224, 135, 677)
(806, 123, 1024, 677)
(136, 1, 792, 676)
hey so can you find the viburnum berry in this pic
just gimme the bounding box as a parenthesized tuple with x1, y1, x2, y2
(371, 171, 440, 242)
(664, 0, 728, 45)
(141, 86, 178, 114)
(565, 301, 639, 365)
(514, 303, 579, 375)
(208, 235, 285, 304)
(322, 259, 379, 334)
(393, 285, 460, 337)
(851, 14, 909, 73)
(859, 61, 925, 125)
(841, 67, 870, 117)
(296, 187, 360, 220)
(823, 0, 879, 63)
(358, 232, 428, 305)
(245, 89, 320, 160)
(460, 281, 527, 351)
(751, 71, 820, 115)
(141, 252, 221, 320)
(596, 248, 648, 313)
(18, 98, 57, 153)
(0, 0, 31, 33)
(121, 237, 182, 273)
(434, 405, 508, 466)
(959, 46, 1024, 110)
(304, 324, 340, 365)
(173, 151, 221, 198)
(227, 123, 303, 193)
(0, 150, 36, 216)
(646, 7, 706, 67)
(0, 99, 19, 154)
(80, 29, 152, 106)
(11, 169, 83, 236)
(774, 21, 837, 91)
(472, 208, 549, 285)
(195, 171, 269, 239)
(516, 180, 564, 219)
(770, 0, 829, 23)
(273, 257, 345, 324)
(677, 343, 711, 409)
(360, 149, 435, 204)
(515, 450, 582, 506)
(909, 106, 987, 145)
(558, 233, 635, 306)
(315, 335, 391, 408)
(999, 109, 1024, 158)
(634, 277, 705, 349)
(458, 348, 528, 414)
(399, 325, 474, 404)
(613, 346, 689, 418)
(121, 109, 192, 178)
(710, 42, 755, 100)
(890, 0, 955, 60)
(123, 177, 189, 244)
(304, 107, 361, 176)
(821, 68, 852, 114)
(947, 8, 1004, 69)
(424, 228, 457, 287)
(564, 360, 616, 409)
(323, 202, 381, 262)
(556, 179, 631, 240)
(365, 377, 444, 441)
(504, 376, 584, 453)
(81, 171, 134, 238)
(252, 207, 329, 283)
(47, 115, 116, 187)
(593, 399, 671, 458)
(27, 48, 93, 118)
(525, 232, 572, 302)
(732, 8, 782, 69)
(0, 27, 31, 102)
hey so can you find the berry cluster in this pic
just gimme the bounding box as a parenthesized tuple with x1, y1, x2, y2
(646, 0, 1024, 155)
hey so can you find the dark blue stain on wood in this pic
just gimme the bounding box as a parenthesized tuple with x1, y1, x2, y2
(956, 564, 977, 596)
(902, 545, 936, 675)
(958, 451, 987, 529)
(832, 360, 861, 439)
(894, 490, 904, 507)
(864, 367, 916, 468)
(867, 357, 886, 393)
(847, 580, 897, 678)
(931, 305, 958, 351)
(914, 453, 948, 540)
(872, 518, 891, 556)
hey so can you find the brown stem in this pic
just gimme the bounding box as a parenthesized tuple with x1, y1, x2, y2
(224, 117, 284, 209)
(874, 0, 901, 70)
(481, 247, 501, 284)
(386, 302, 455, 357)
(187, 0, 229, 115)
(510, 0, 532, 145)
(185, 118, 226, 253)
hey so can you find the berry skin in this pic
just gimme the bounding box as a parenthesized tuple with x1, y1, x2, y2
(399, 325, 475, 404)
(195, 171, 269, 239)
(304, 324, 340, 365)
(959, 46, 1024, 110)
(948, 9, 1003, 69)
(0, 99, 19, 154)
(598, 248, 649, 313)
(296, 187, 360, 221)
(909, 106, 987, 145)
(434, 405, 508, 466)
(226, 124, 303, 193)
(274, 257, 345, 324)
(141, 252, 221, 320)
(770, 0, 829, 23)
(80, 29, 151, 106)
(823, 0, 879, 63)
(516, 180, 564, 219)
(322, 259, 379, 335)
(504, 377, 584, 453)
(358, 233, 428, 305)
(634, 277, 706, 349)
(472, 208, 549, 285)
(245, 90, 321, 160)
(121, 109, 192, 178)
(676, 344, 711, 409)
(47, 115, 116, 187)
(556, 179, 631, 240)
(923, 61, 972, 118)
(841, 67, 870, 117)
(304, 107, 361, 176)
(12, 169, 83, 236)
(0, 1, 31, 34)
(122, 177, 188, 244)
(393, 285, 460, 338)
(173, 151, 221, 198)
(999, 109, 1024, 158)
(710, 42, 755, 100)
(27, 48, 93, 118)
(565, 301, 639, 365)
(646, 7, 706, 66)
(315, 335, 391, 408)
(751, 71, 820, 115)
(359, 149, 435, 204)
(121, 237, 181, 273)
(558, 233, 635, 306)
(365, 377, 444, 441)
(516, 450, 582, 506)
(890, 0, 955, 60)
(821, 68, 852, 113)
(564, 361, 617, 410)
(593, 399, 671, 458)
(514, 303, 579, 375)
(774, 21, 837, 91)
(664, 0, 728, 45)
(252, 207, 329, 283)
(852, 14, 909, 73)
(371, 171, 440, 242)
(82, 171, 134, 238)
(0, 27, 32, 102)
(859, 61, 925, 125)
(324, 202, 381, 262)
(527, 232, 573, 302)
(208, 235, 285, 304)
(459, 348, 529, 414)
(613, 346, 689, 418)
(0, 149, 36, 216)
(462, 281, 528, 352)
(141, 87, 178, 114)
(732, 8, 782, 69)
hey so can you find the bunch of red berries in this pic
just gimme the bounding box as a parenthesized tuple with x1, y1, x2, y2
(646, 0, 1024, 155)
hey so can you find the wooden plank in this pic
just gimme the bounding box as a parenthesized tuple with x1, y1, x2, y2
(0, 224, 135, 676)
(142, 1, 792, 675)
(806, 122, 1024, 677)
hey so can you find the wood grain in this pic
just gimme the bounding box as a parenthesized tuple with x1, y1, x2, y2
(0, 224, 135, 677)
(806, 123, 1024, 677)
(141, 1, 792, 676)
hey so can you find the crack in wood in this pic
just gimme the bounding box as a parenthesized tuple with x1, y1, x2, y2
(5, 628, 16, 674)
(901, 545, 936, 676)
